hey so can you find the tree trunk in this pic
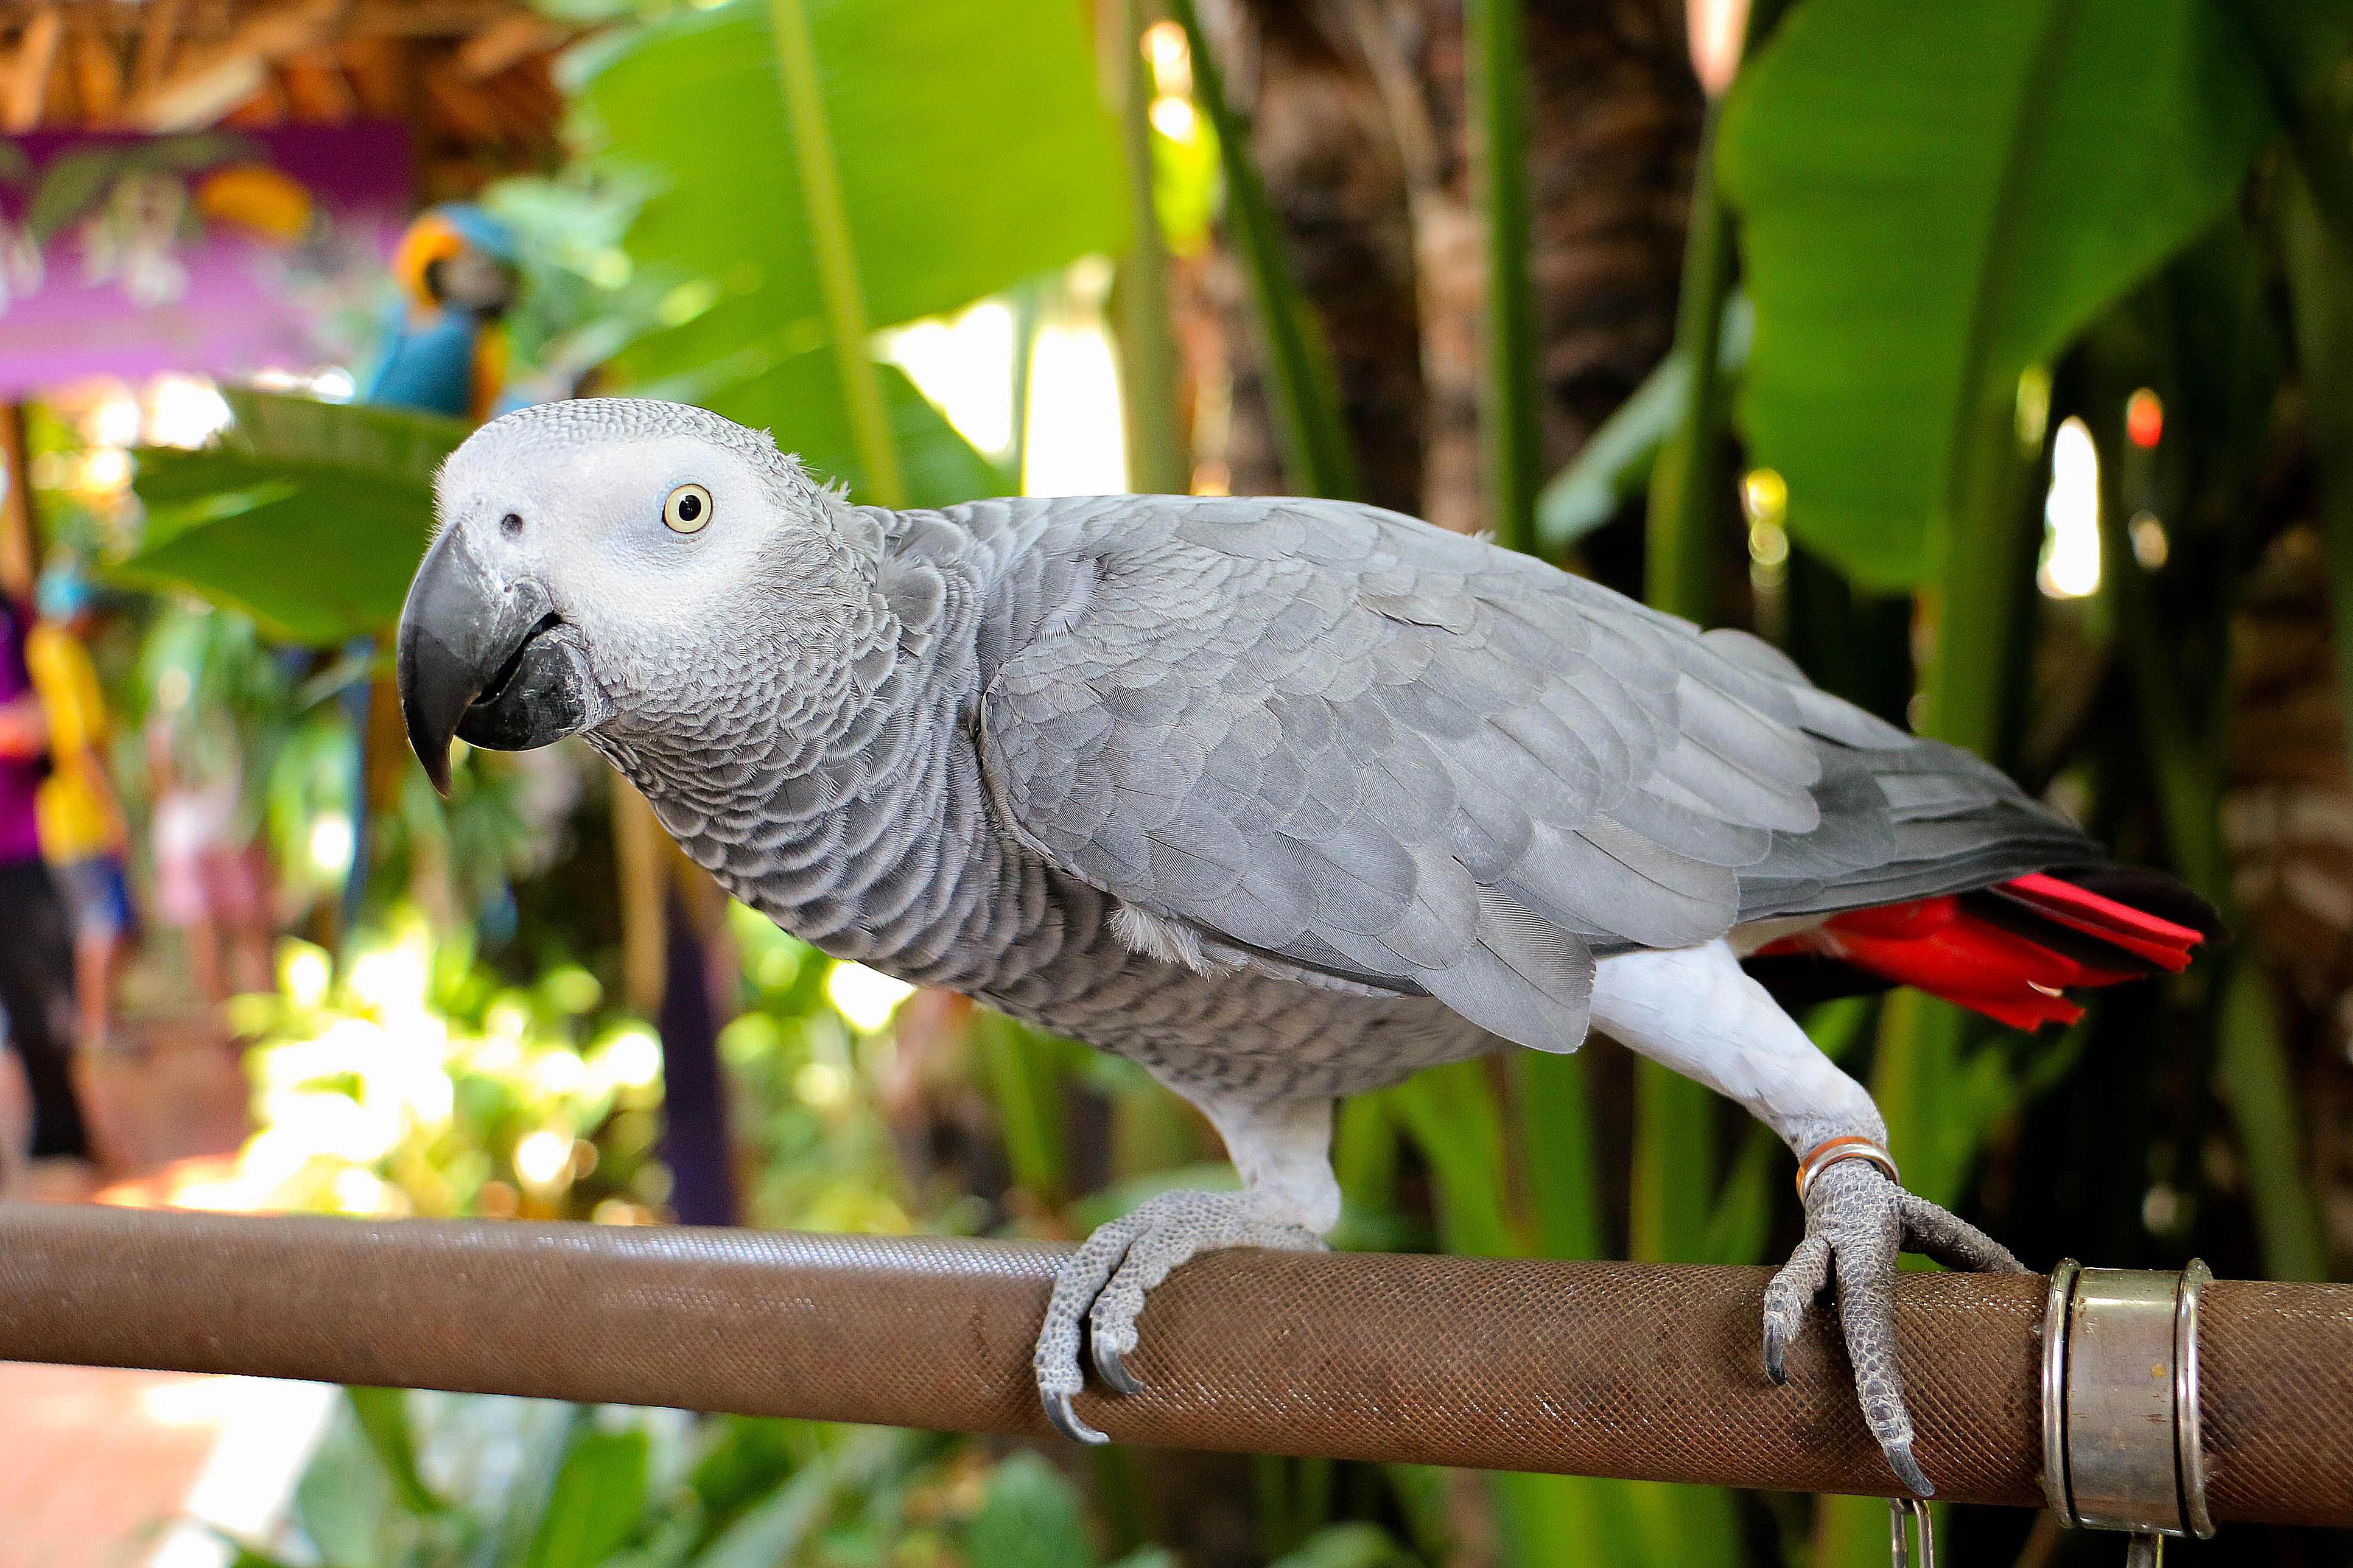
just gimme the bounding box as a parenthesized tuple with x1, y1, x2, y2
(1194, 0, 1700, 541)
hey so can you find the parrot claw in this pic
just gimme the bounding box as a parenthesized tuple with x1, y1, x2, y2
(1031, 1188, 1327, 1443)
(1043, 1390, 1107, 1446)
(1092, 1337, 1145, 1396)
(1884, 1440, 1934, 1502)
(1762, 1158, 2024, 1499)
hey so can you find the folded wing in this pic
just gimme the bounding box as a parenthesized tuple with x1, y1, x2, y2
(975, 495, 2099, 1052)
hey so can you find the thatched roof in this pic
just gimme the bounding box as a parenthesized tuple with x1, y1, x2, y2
(0, 0, 571, 194)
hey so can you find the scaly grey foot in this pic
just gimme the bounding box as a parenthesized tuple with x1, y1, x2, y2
(1034, 1188, 1326, 1444)
(1761, 1158, 2024, 1497)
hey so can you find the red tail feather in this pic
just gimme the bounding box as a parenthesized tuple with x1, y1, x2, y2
(1991, 872, 2203, 971)
(1756, 873, 2206, 1030)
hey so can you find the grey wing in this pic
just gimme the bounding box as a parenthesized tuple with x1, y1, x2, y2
(973, 495, 2097, 1054)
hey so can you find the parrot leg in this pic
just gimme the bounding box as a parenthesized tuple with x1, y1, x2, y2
(1587, 940, 2025, 1499)
(1033, 1096, 1337, 1444)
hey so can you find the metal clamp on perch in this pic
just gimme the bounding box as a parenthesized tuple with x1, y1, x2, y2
(2041, 1259, 2215, 1563)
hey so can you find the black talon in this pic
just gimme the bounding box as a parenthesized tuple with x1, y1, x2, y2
(1093, 1339, 1145, 1396)
(1885, 1440, 1934, 1499)
(1044, 1390, 1109, 1445)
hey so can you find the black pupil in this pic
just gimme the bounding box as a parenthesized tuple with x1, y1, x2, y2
(676, 492, 702, 522)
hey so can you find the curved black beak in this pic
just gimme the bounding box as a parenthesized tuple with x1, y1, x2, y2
(397, 527, 599, 797)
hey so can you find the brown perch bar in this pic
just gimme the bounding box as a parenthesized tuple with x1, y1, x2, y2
(1, 1204, 2347, 1526)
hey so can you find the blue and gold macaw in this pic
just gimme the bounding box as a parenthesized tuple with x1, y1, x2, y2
(364, 203, 519, 422)
(346, 205, 523, 932)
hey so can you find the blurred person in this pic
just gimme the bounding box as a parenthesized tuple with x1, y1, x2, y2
(0, 589, 89, 1164)
(27, 561, 135, 1052)
(147, 683, 271, 1009)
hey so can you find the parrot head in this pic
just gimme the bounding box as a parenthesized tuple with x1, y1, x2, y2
(392, 203, 521, 316)
(398, 398, 878, 794)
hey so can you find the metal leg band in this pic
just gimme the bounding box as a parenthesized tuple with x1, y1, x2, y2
(1795, 1135, 1899, 1202)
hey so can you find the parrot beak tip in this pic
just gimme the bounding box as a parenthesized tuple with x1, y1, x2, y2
(396, 631, 460, 799)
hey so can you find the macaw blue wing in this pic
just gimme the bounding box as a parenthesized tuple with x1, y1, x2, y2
(363, 307, 480, 419)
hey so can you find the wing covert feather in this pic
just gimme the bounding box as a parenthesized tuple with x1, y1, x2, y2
(972, 494, 2099, 1053)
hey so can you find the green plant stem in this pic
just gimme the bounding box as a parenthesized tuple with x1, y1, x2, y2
(766, 0, 905, 507)
(1166, 0, 1360, 500)
(1643, 0, 1789, 603)
(1909, 0, 2075, 753)
(2095, 426, 2329, 1281)
(973, 1012, 1068, 1206)
(1916, 390, 2043, 761)
(1333, 1092, 1400, 1220)
(1628, 1065, 1715, 1262)
(1109, 0, 1190, 495)
(1008, 276, 1045, 483)
(1389, 1063, 1647, 1566)
(1699, 1124, 1775, 1265)
(1466, 0, 1542, 551)
(1645, 100, 1734, 621)
(2094, 505, 2221, 894)
(1389, 1061, 1521, 1256)
(1510, 1053, 1602, 1260)
(2217, 967, 2328, 1281)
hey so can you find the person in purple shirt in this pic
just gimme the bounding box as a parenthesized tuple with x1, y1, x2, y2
(0, 592, 88, 1163)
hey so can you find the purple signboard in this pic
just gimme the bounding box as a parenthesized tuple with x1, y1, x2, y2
(0, 121, 412, 397)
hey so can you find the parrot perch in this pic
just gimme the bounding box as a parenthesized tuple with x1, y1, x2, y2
(397, 399, 2211, 1497)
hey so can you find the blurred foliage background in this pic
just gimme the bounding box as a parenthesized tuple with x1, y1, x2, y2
(18, 0, 2353, 1564)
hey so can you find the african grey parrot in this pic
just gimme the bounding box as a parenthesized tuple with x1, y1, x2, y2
(397, 399, 2209, 1497)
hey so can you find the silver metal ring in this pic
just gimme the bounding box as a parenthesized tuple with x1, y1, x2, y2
(2066, 1267, 2193, 1532)
(2175, 1259, 2214, 1539)
(2042, 1259, 2081, 1523)
(2043, 1261, 2215, 1538)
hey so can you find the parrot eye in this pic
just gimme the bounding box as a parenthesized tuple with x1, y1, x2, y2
(663, 483, 712, 534)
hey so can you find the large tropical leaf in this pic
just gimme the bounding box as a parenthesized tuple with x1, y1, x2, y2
(122, 391, 467, 646)
(571, 0, 1124, 504)
(522, 1424, 650, 1568)
(1716, 0, 2276, 587)
(963, 1452, 1096, 1568)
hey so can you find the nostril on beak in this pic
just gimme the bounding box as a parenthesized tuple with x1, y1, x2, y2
(500, 512, 524, 537)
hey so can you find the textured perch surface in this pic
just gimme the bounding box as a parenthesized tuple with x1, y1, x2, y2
(1, 1203, 2348, 1523)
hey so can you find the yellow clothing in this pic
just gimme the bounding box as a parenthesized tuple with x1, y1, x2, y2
(26, 623, 125, 860)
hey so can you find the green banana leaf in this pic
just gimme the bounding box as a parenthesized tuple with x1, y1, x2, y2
(122, 391, 470, 647)
(1716, 0, 2276, 587)
(522, 1424, 650, 1568)
(571, 0, 1126, 505)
